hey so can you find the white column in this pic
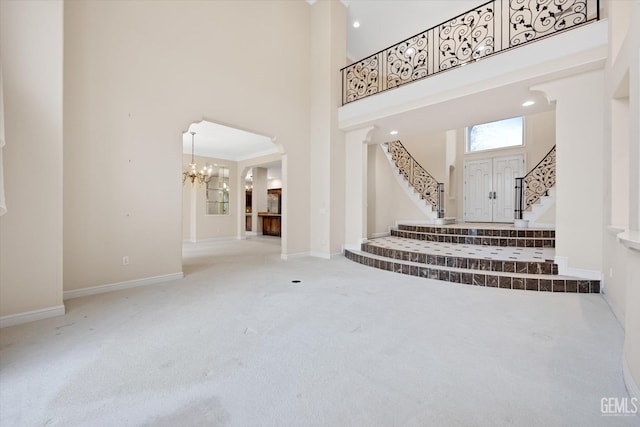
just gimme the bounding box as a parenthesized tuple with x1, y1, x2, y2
(445, 129, 458, 218)
(309, 0, 347, 259)
(344, 127, 375, 251)
(532, 70, 605, 277)
(252, 167, 268, 235)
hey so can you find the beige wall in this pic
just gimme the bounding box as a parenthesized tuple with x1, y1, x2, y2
(367, 144, 426, 236)
(182, 154, 237, 242)
(0, 0, 64, 318)
(63, 0, 311, 291)
(602, 0, 640, 402)
(401, 131, 447, 181)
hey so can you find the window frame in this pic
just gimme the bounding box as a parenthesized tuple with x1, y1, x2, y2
(465, 116, 526, 154)
(205, 165, 230, 216)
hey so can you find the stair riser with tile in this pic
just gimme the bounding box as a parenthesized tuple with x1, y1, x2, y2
(397, 224, 556, 238)
(345, 250, 600, 293)
(391, 229, 555, 248)
(361, 243, 558, 275)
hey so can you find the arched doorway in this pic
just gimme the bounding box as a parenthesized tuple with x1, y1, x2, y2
(180, 120, 285, 270)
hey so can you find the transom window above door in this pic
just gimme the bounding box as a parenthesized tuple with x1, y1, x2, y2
(467, 117, 524, 153)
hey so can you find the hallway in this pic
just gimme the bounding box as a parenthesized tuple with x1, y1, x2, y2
(0, 237, 633, 426)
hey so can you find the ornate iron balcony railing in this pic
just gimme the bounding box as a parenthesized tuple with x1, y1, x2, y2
(386, 141, 444, 218)
(515, 145, 556, 219)
(341, 0, 599, 105)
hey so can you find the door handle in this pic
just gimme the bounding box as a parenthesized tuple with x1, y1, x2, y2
(489, 191, 492, 199)
(493, 191, 497, 199)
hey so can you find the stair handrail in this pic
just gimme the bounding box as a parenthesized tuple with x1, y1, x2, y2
(515, 145, 556, 219)
(385, 140, 444, 218)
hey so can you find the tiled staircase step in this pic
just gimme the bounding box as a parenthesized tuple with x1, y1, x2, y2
(365, 236, 555, 262)
(344, 249, 600, 293)
(398, 224, 556, 238)
(392, 228, 555, 248)
(362, 241, 558, 275)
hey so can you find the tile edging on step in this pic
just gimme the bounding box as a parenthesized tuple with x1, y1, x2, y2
(345, 249, 600, 293)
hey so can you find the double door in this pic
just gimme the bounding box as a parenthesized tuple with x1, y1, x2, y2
(464, 154, 524, 223)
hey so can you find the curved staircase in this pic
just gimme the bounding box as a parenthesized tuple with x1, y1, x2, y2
(345, 223, 600, 293)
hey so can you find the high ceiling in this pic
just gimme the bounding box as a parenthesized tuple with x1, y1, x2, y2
(342, 0, 563, 143)
(186, 1, 553, 160)
(187, 1, 487, 161)
(345, 0, 482, 61)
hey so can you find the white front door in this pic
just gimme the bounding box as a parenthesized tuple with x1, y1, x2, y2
(464, 154, 525, 222)
(464, 159, 493, 222)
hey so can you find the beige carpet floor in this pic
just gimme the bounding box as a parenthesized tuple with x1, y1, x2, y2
(0, 237, 635, 426)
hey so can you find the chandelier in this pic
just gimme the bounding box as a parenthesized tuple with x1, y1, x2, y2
(183, 131, 213, 185)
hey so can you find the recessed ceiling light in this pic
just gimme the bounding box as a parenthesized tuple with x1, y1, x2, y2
(353, 21, 360, 28)
(522, 100, 535, 107)
(390, 130, 398, 135)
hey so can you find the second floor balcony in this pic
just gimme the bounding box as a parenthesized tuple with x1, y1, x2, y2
(341, 0, 600, 107)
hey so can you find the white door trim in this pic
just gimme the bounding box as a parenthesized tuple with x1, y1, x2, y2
(464, 153, 525, 223)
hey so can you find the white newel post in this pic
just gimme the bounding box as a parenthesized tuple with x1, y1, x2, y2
(344, 127, 375, 252)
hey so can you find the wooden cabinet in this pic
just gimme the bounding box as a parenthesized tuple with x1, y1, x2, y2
(254, 189, 282, 236)
(260, 214, 281, 237)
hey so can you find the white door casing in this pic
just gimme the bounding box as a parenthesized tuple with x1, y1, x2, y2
(464, 154, 525, 222)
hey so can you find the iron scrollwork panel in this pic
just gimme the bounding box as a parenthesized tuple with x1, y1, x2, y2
(412, 167, 439, 207)
(388, 141, 440, 209)
(386, 32, 430, 89)
(438, 2, 495, 71)
(524, 146, 556, 209)
(509, 0, 588, 47)
(389, 141, 413, 183)
(343, 54, 381, 104)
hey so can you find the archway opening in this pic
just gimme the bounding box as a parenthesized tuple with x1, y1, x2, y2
(180, 120, 284, 273)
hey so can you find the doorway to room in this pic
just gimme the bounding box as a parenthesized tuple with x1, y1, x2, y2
(242, 162, 282, 238)
(181, 120, 284, 270)
(463, 154, 524, 223)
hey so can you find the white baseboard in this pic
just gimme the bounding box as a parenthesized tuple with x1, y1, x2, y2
(0, 305, 66, 328)
(602, 292, 625, 328)
(529, 222, 555, 229)
(371, 231, 391, 238)
(623, 356, 640, 404)
(554, 256, 602, 281)
(309, 251, 331, 260)
(63, 272, 184, 300)
(280, 252, 310, 260)
(395, 219, 434, 226)
(186, 236, 241, 243)
(308, 251, 344, 260)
